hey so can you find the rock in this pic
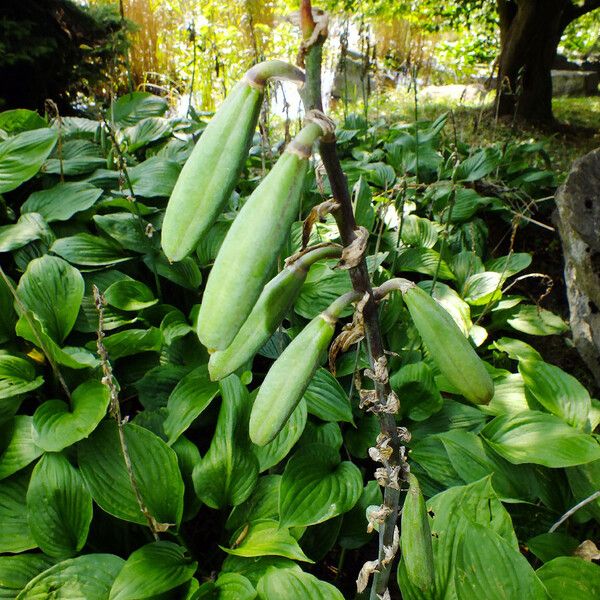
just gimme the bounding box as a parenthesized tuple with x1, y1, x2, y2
(551, 69, 599, 96)
(555, 148, 600, 385)
(419, 84, 489, 103)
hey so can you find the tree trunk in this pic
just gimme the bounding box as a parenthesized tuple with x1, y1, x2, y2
(496, 0, 569, 122)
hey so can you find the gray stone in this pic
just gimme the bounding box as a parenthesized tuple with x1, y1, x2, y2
(551, 69, 599, 96)
(555, 148, 600, 385)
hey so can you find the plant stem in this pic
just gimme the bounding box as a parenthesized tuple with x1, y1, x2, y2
(298, 3, 405, 596)
(549, 490, 600, 533)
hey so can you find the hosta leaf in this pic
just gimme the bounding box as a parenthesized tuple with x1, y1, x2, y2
(0, 213, 49, 253)
(222, 520, 312, 563)
(454, 522, 549, 599)
(253, 400, 307, 472)
(302, 368, 353, 423)
(171, 436, 201, 522)
(17, 554, 124, 599)
(396, 247, 454, 279)
(0, 128, 57, 193)
(0, 416, 43, 480)
(298, 421, 343, 451)
(295, 261, 352, 319)
(257, 567, 343, 600)
(390, 362, 443, 421)
(0, 554, 56, 598)
(135, 364, 192, 411)
(221, 556, 300, 587)
(109, 542, 197, 600)
(0, 355, 43, 400)
(485, 373, 530, 416)
(15, 255, 83, 344)
(93, 213, 155, 254)
(51, 234, 131, 267)
(90, 327, 162, 360)
(226, 475, 281, 533)
(144, 254, 202, 290)
(492, 337, 542, 362)
(26, 453, 92, 558)
(461, 271, 502, 306)
(192, 375, 259, 509)
(128, 157, 181, 198)
(338, 481, 381, 550)
(353, 176, 376, 231)
(536, 557, 600, 599)
(197, 573, 257, 600)
(400, 474, 435, 591)
(527, 533, 580, 563)
(481, 411, 600, 467)
(0, 109, 47, 134)
(78, 420, 184, 527)
(32, 379, 110, 452)
(110, 92, 168, 126)
(401, 214, 439, 248)
(566, 459, 600, 522)
(21, 182, 102, 222)
(455, 147, 502, 182)
(503, 305, 568, 336)
(121, 117, 172, 152)
(0, 470, 36, 553)
(164, 365, 219, 445)
(279, 444, 362, 528)
(519, 360, 591, 430)
(104, 279, 158, 311)
(486, 253, 532, 279)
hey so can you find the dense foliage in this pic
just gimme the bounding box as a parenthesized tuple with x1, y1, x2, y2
(0, 84, 599, 598)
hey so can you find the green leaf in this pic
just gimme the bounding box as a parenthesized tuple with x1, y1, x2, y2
(32, 379, 110, 452)
(492, 337, 542, 362)
(256, 566, 343, 600)
(298, 421, 343, 451)
(0, 416, 43, 480)
(454, 522, 549, 600)
(92, 328, 162, 360)
(253, 400, 307, 472)
(486, 253, 532, 278)
(104, 279, 158, 311)
(109, 542, 197, 600)
(122, 117, 172, 152)
(390, 362, 443, 421)
(0, 470, 36, 553)
(396, 247, 454, 279)
(226, 475, 281, 533)
(192, 375, 259, 509)
(0, 554, 56, 597)
(338, 481, 381, 550)
(566, 459, 600, 522)
(144, 254, 202, 290)
(110, 92, 168, 126)
(295, 261, 352, 319)
(51, 234, 131, 267)
(0, 213, 49, 253)
(302, 368, 353, 423)
(222, 520, 313, 563)
(485, 373, 530, 416)
(17, 554, 124, 599)
(93, 213, 155, 254)
(0, 274, 17, 344)
(0, 355, 43, 400)
(536, 557, 600, 599)
(527, 533, 580, 563)
(279, 444, 362, 528)
(455, 147, 502, 181)
(21, 182, 102, 222)
(519, 360, 591, 430)
(26, 453, 92, 558)
(401, 214, 439, 249)
(461, 272, 502, 306)
(503, 305, 568, 336)
(0, 128, 57, 193)
(400, 474, 435, 591)
(15, 255, 83, 344)
(353, 176, 376, 231)
(481, 411, 600, 467)
(0, 109, 47, 134)
(135, 364, 191, 410)
(78, 420, 184, 527)
(128, 157, 181, 198)
(197, 573, 257, 600)
(164, 365, 219, 445)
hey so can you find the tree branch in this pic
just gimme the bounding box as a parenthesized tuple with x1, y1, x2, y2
(564, 0, 600, 25)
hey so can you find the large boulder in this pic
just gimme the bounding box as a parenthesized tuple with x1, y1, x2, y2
(551, 70, 599, 96)
(555, 149, 600, 385)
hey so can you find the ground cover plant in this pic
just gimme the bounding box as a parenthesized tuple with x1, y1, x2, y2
(0, 4, 599, 599)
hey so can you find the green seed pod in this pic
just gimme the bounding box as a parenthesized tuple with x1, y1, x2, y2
(197, 121, 326, 351)
(402, 284, 494, 405)
(161, 60, 305, 262)
(400, 473, 435, 592)
(249, 291, 359, 447)
(208, 245, 342, 381)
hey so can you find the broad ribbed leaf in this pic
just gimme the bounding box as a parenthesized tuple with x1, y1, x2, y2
(15, 255, 83, 344)
(527, 533, 580, 564)
(481, 411, 600, 467)
(17, 554, 124, 599)
(0, 128, 57, 193)
(298, 421, 343, 451)
(257, 567, 343, 600)
(519, 360, 590, 430)
(212, 573, 256, 600)
(462, 272, 502, 306)
(222, 520, 312, 563)
(390, 362, 442, 421)
(104, 280, 157, 311)
(485, 373, 529, 416)
(192, 375, 259, 509)
(0, 213, 49, 253)
(492, 337, 542, 362)
(226, 475, 281, 533)
(536, 557, 600, 599)
(279, 444, 362, 528)
(0, 416, 43, 480)
(26, 453, 92, 557)
(110, 92, 168, 126)
(21, 182, 102, 222)
(454, 523, 549, 599)
(0, 470, 36, 553)
(128, 157, 180, 198)
(164, 365, 219, 445)
(221, 556, 300, 588)
(295, 262, 352, 319)
(90, 327, 162, 360)
(122, 117, 172, 151)
(0, 355, 43, 400)
(253, 400, 307, 472)
(0, 109, 47, 134)
(396, 247, 454, 279)
(109, 542, 196, 600)
(401, 214, 438, 248)
(78, 420, 184, 527)
(504, 305, 568, 336)
(338, 481, 381, 550)
(144, 254, 202, 290)
(486, 253, 532, 278)
(302, 368, 353, 423)
(51, 234, 130, 266)
(33, 379, 110, 452)
(0, 554, 56, 598)
(93, 213, 155, 253)
(400, 474, 434, 591)
(566, 459, 600, 521)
